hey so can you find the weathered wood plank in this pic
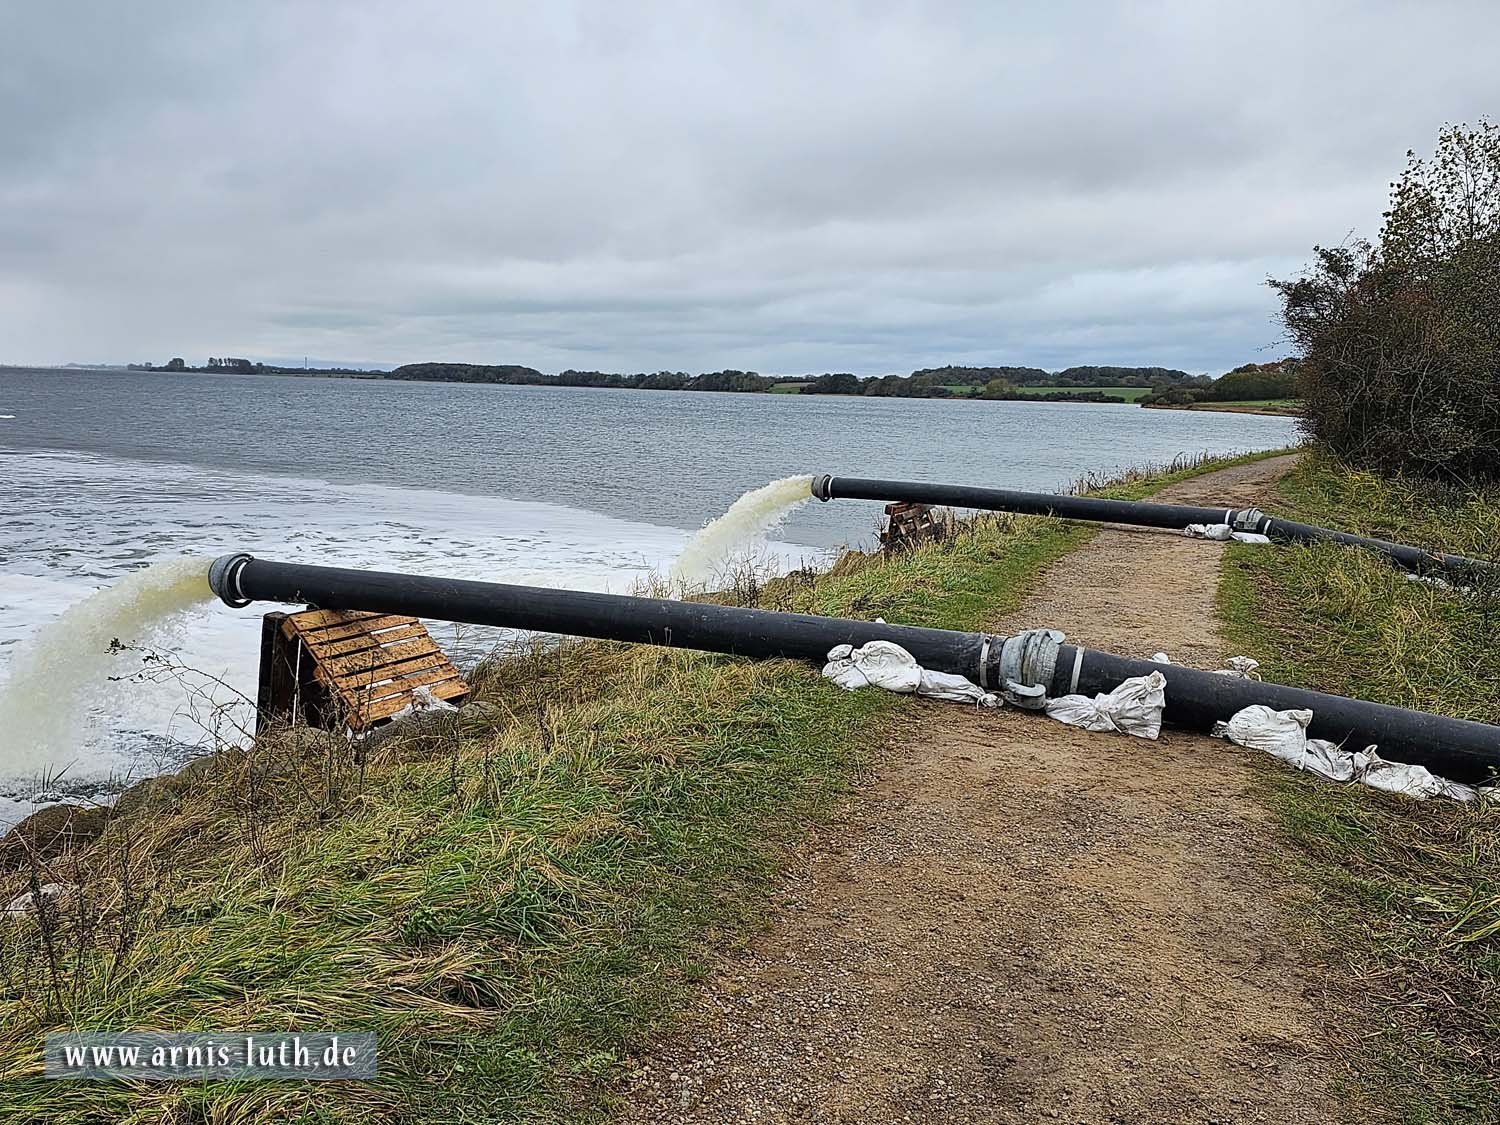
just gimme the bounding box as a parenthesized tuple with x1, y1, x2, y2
(333, 651, 451, 690)
(295, 622, 430, 659)
(285, 613, 419, 645)
(315, 636, 443, 678)
(350, 666, 467, 705)
(285, 608, 385, 630)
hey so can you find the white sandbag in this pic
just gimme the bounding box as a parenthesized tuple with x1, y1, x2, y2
(917, 668, 1002, 706)
(1215, 704, 1478, 800)
(1183, 524, 1271, 544)
(1043, 670, 1167, 740)
(386, 684, 458, 723)
(4, 882, 74, 920)
(1356, 750, 1476, 801)
(1216, 705, 1357, 781)
(1215, 656, 1261, 679)
(822, 639, 921, 693)
(1150, 651, 1259, 678)
(1404, 572, 1477, 594)
(821, 643, 872, 691)
(1184, 523, 1235, 541)
(822, 641, 999, 706)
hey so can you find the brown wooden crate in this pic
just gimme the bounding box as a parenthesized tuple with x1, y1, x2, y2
(272, 607, 469, 731)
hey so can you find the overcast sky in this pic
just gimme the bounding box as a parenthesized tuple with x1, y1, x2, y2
(2, 2, 1496, 376)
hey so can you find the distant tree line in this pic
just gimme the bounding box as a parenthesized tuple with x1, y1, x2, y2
(124, 355, 1254, 407)
(383, 362, 1199, 400)
(127, 357, 384, 376)
(909, 364, 1190, 388)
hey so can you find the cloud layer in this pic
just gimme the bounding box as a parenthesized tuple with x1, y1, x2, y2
(3, 1, 1496, 374)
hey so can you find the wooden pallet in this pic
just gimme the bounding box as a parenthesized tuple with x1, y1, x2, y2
(257, 609, 469, 733)
(880, 501, 951, 551)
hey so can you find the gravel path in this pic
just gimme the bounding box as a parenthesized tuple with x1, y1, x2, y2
(622, 455, 1349, 1124)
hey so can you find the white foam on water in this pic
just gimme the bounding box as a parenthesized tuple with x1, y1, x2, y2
(670, 475, 815, 589)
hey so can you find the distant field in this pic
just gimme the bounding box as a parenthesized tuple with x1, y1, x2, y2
(769, 382, 809, 393)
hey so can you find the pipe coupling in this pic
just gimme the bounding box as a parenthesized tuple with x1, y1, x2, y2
(811, 474, 834, 502)
(208, 552, 255, 608)
(985, 627, 1065, 709)
(1231, 507, 1268, 533)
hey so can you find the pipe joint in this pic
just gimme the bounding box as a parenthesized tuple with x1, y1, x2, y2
(208, 552, 255, 608)
(1231, 507, 1267, 533)
(989, 627, 1065, 709)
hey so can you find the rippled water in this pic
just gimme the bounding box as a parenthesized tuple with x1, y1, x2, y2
(0, 367, 1299, 818)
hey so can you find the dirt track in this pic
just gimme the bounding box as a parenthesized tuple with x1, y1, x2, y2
(623, 455, 1349, 1124)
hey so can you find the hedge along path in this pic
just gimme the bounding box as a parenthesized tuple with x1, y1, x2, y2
(622, 454, 1360, 1125)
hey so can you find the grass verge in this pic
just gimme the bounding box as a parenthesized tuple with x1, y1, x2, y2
(1217, 451, 1500, 1124)
(0, 449, 1283, 1123)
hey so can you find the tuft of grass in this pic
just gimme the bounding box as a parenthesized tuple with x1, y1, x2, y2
(1218, 450, 1500, 1124)
(0, 450, 1273, 1124)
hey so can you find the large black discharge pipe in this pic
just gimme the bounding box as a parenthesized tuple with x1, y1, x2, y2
(811, 475, 1497, 582)
(209, 554, 1500, 783)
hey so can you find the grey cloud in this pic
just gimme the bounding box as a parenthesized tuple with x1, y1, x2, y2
(1, 0, 1496, 374)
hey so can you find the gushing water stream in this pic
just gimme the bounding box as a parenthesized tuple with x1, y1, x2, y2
(670, 475, 814, 589)
(0, 557, 215, 777)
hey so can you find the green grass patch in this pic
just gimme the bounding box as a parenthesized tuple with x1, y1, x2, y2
(1218, 451, 1500, 1123)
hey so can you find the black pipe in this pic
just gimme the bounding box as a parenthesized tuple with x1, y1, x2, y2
(811, 475, 1496, 582)
(210, 554, 1500, 782)
(209, 553, 991, 677)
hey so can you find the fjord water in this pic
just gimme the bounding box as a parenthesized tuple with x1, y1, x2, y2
(0, 367, 1298, 813)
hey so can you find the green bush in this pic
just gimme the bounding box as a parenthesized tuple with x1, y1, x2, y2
(1201, 361, 1297, 402)
(1271, 121, 1500, 482)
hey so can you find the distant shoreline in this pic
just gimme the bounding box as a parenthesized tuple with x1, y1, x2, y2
(3, 363, 1300, 414)
(1, 363, 1197, 407)
(1142, 401, 1300, 418)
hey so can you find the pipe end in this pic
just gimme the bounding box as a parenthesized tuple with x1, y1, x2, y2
(811, 474, 833, 502)
(208, 553, 255, 608)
